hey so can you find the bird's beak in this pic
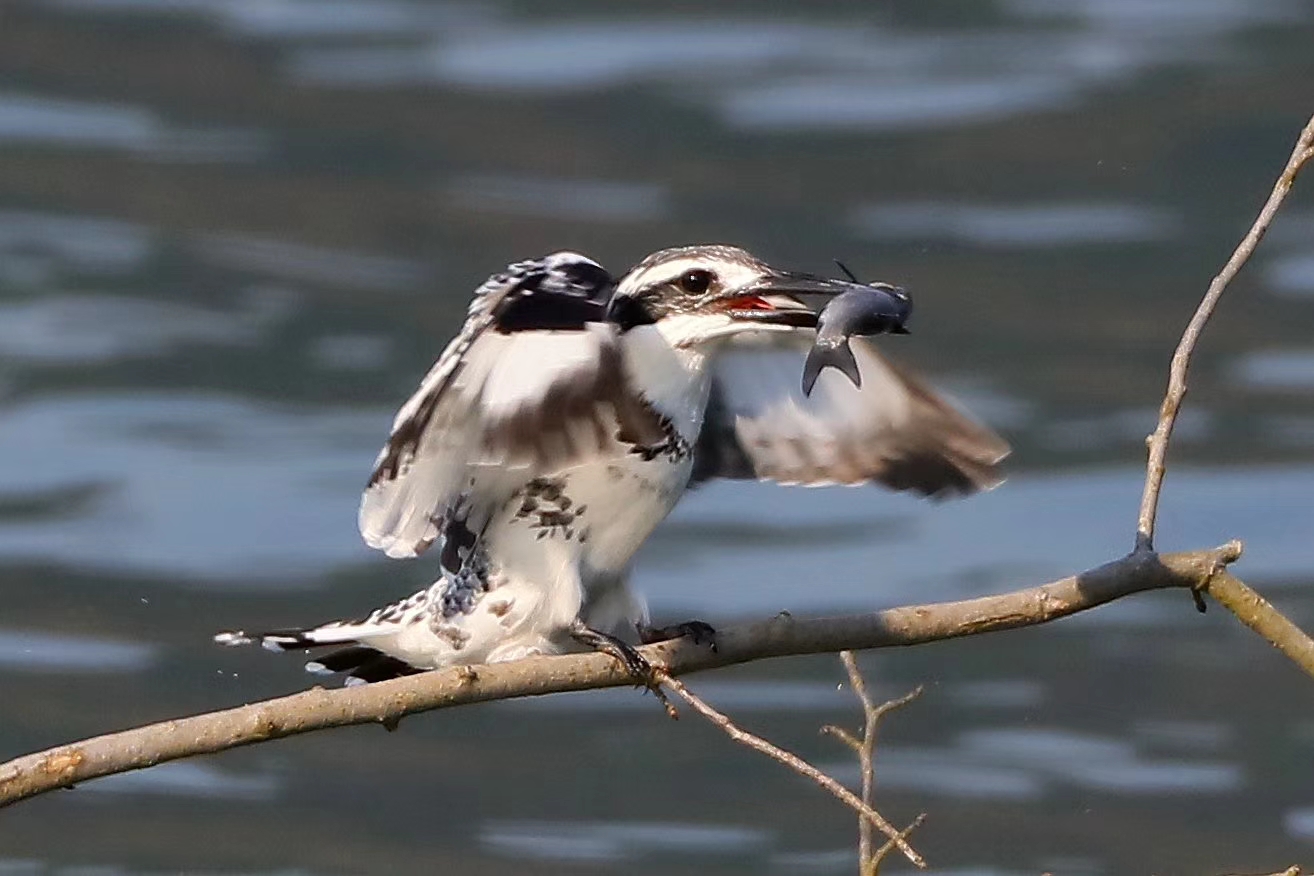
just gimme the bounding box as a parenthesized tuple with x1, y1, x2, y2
(720, 271, 905, 330)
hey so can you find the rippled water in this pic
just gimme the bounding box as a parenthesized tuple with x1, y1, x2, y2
(2, 0, 1314, 873)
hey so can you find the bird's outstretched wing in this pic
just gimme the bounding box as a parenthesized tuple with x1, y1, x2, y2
(360, 253, 665, 559)
(691, 333, 1008, 497)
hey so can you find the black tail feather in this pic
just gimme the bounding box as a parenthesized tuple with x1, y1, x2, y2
(305, 645, 380, 673)
(305, 645, 423, 684)
(216, 630, 423, 685)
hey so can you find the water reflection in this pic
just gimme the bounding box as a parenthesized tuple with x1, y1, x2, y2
(50, 0, 497, 39)
(0, 394, 375, 581)
(1285, 807, 1314, 840)
(850, 202, 1178, 248)
(0, 93, 265, 161)
(306, 333, 392, 372)
(501, 679, 853, 713)
(193, 233, 430, 293)
(296, 21, 862, 92)
(480, 820, 767, 864)
(1007, 0, 1302, 33)
(1038, 407, 1211, 452)
(649, 465, 1314, 614)
(0, 629, 154, 672)
(0, 210, 153, 277)
(1231, 350, 1314, 392)
(1131, 719, 1232, 753)
(446, 175, 670, 224)
(81, 762, 279, 801)
(819, 727, 1242, 800)
(766, 848, 856, 875)
(1266, 253, 1314, 297)
(722, 75, 1076, 132)
(947, 679, 1044, 710)
(0, 866, 323, 876)
(0, 293, 288, 364)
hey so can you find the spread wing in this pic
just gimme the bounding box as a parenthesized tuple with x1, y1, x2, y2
(360, 254, 665, 559)
(691, 333, 1009, 497)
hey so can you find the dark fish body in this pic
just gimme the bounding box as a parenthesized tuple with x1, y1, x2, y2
(802, 283, 911, 396)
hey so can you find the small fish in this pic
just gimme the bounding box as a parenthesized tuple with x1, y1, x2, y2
(802, 273, 912, 397)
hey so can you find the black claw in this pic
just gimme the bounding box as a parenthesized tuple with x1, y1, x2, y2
(638, 619, 718, 652)
(615, 639, 651, 678)
(572, 623, 653, 679)
(571, 622, 677, 717)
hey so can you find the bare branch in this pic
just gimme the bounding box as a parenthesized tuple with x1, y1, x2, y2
(820, 724, 863, 754)
(868, 812, 927, 876)
(841, 651, 877, 870)
(658, 673, 926, 869)
(5, 541, 1294, 809)
(1137, 114, 1314, 551)
(1205, 572, 1314, 671)
(832, 651, 923, 872)
(0, 543, 1266, 808)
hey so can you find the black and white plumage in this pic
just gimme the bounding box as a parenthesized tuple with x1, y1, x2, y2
(217, 245, 1008, 683)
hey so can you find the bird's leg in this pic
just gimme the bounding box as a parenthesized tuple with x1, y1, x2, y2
(569, 621, 676, 718)
(637, 620, 718, 652)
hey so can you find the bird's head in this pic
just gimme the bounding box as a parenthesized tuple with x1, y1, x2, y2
(608, 244, 907, 344)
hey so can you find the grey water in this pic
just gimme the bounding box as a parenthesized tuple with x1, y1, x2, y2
(1, 0, 1314, 873)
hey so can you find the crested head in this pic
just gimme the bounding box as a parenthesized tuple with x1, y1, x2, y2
(609, 244, 896, 341)
(608, 244, 794, 333)
(614, 245, 773, 312)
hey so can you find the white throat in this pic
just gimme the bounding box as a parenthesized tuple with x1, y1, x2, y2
(618, 319, 717, 437)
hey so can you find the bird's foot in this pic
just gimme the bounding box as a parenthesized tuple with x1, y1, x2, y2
(637, 619, 718, 652)
(570, 621, 677, 719)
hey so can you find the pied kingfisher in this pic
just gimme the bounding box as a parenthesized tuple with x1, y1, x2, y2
(217, 245, 1009, 684)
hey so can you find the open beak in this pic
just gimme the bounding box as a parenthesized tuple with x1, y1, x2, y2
(720, 270, 910, 332)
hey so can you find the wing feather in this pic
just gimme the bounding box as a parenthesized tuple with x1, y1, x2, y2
(359, 254, 663, 559)
(692, 334, 1008, 496)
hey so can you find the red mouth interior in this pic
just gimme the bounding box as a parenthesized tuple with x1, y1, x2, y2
(725, 295, 775, 311)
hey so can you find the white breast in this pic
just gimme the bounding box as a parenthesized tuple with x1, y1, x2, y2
(620, 319, 716, 437)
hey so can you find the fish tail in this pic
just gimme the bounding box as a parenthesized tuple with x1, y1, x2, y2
(802, 340, 862, 396)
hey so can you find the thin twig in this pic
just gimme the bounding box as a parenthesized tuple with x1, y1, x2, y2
(1137, 114, 1314, 551)
(831, 653, 875, 868)
(8, 540, 1311, 810)
(658, 672, 926, 870)
(868, 813, 928, 876)
(829, 651, 923, 872)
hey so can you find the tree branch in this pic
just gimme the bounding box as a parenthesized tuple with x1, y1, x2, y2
(823, 653, 923, 873)
(6, 539, 1297, 809)
(1137, 113, 1314, 551)
(659, 672, 926, 869)
(1204, 570, 1314, 671)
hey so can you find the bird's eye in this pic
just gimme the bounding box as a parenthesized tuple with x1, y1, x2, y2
(678, 269, 713, 295)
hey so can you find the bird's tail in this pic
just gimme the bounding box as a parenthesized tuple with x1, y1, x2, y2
(214, 623, 421, 685)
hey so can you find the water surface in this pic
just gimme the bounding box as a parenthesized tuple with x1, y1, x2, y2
(2, 0, 1314, 873)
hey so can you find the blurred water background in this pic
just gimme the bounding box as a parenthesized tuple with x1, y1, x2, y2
(2, 1, 1314, 873)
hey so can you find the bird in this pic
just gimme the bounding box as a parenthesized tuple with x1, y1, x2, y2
(216, 245, 1009, 685)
